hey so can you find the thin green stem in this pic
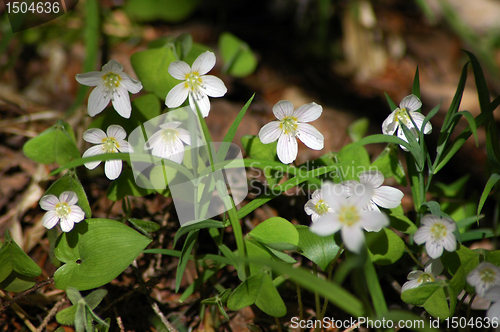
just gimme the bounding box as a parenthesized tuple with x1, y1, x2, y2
(275, 317, 282, 332)
(313, 264, 321, 332)
(296, 283, 303, 332)
(405, 245, 424, 269)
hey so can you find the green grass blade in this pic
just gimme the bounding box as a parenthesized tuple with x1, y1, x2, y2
(477, 173, 500, 217)
(412, 66, 420, 99)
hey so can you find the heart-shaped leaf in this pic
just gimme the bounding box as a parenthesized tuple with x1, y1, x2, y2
(0, 229, 41, 283)
(248, 217, 299, 246)
(227, 272, 286, 317)
(366, 228, 405, 265)
(296, 225, 341, 271)
(23, 120, 80, 166)
(54, 219, 151, 290)
(219, 32, 258, 78)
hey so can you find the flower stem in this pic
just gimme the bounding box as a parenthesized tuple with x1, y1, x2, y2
(405, 245, 424, 268)
(296, 282, 303, 332)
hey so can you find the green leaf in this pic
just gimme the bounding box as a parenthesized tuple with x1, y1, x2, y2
(0, 230, 41, 283)
(389, 206, 417, 234)
(128, 219, 160, 236)
(295, 225, 341, 271)
(412, 67, 420, 98)
(56, 288, 108, 326)
(107, 167, 153, 201)
(174, 219, 224, 247)
(402, 283, 453, 319)
(23, 120, 80, 166)
(336, 143, 370, 181)
(45, 173, 92, 218)
(175, 230, 198, 292)
(477, 173, 500, 217)
(347, 118, 369, 142)
(441, 246, 478, 294)
(241, 135, 277, 161)
(385, 93, 398, 112)
(366, 228, 405, 265)
(248, 217, 299, 246)
(227, 272, 286, 317)
(377, 310, 441, 331)
(371, 145, 407, 186)
(130, 47, 179, 100)
(0, 272, 35, 292)
(54, 219, 152, 290)
(219, 32, 258, 78)
(124, 0, 199, 23)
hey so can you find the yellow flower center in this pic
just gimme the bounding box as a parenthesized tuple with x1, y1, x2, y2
(430, 223, 447, 240)
(395, 108, 412, 127)
(314, 200, 330, 215)
(184, 72, 205, 102)
(279, 116, 298, 135)
(55, 202, 71, 218)
(161, 129, 178, 142)
(102, 137, 119, 153)
(103, 73, 121, 89)
(418, 273, 434, 284)
(338, 205, 359, 226)
(480, 268, 497, 283)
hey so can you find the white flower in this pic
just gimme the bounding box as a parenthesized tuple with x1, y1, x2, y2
(382, 94, 432, 151)
(343, 170, 404, 211)
(413, 215, 457, 259)
(39, 191, 85, 232)
(144, 122, 191, 164)
(82, 125, 132, 180)
(309, 182, 389, 253)
(467, 262, 500, 297)
(401, 259, 443, 293)
(304, 189, 334, 222)
(484, 286, 500, 319)
(165, 51, 227, 117)
(258, 100, 324, 164)
(76, 60, 142, 118)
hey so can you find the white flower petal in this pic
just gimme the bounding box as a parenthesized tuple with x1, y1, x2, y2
(341, 226, 365, 253)
(120, 73, 143, 94)
(426, 241, 444, 259)
(177, 128, 191, 145)
(413, 226, 431, 245)
(359, 171, 384, 188)
(69, 205, 85, 223)
(296, 123, 324, 150)
(401, 279, 422, 293)
(272, 100, 294, 120)
(304, 201, 317, 216)
(75, 72, 103, 86)
(83, 145, 104, 170)
(408, 271, 424, 280)
(168, 61, 192, 80)
(485, 286, 500, 302)
(39, 194, 59, 211)
(88, 85, 111, 117)
(60, 191, 78, 205)
(409, 111, 432, 134)
(277, 134, 298, 164)
(399, 94, 422, 112)
(60, 218, 75, 232)
(321, 182, 349, 212)
(359, 211, 389, 232)
(372, 186, 404, 209)
(426, 259, 444, 276)
(259, 121, 281, 144)
(192, 51, 216, 75)
(107, 125, 127, 140)
(42, 211, 60, 229)
(189, 92, 211, 117)
(293, 102, 322, 123)
(382, 111, 397, 135)
(117, 140, 133, 153)
(111, 86, 132, 118)
(83, 128, 107, 144)
(166, 82, 190, 108)
(487, 301, 500, 320)
(102, 59, 124, 73)
(309, 215, 342, 236)
(104, 159, 122, 180)
(201, 75, 227, 97)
